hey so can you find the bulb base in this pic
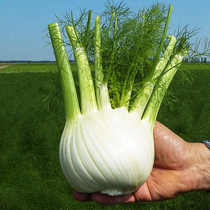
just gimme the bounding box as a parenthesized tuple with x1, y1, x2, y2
(100, 187, 137, 196)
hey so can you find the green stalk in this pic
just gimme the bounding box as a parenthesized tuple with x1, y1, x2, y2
(95, 16, 111, 109)
(120, 61, 138, 108)
(84, 10, 92, 48)
(153, 35, 177, 80)
(130, 36, 177, 116)
(107, 15, 118, 78)
(104, 12, 115, 44)
(65, 26, 97, 114)
(142, 49, 188, 124)
(48, 23, 80, 120)
(130, 81, 155, 116)
(150, 4, 173, 77)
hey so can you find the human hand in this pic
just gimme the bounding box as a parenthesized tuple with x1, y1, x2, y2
(73, 121, 210, 204)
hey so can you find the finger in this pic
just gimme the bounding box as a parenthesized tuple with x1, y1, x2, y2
(91, 193, 135, 204)
(73, 191, 92, 202)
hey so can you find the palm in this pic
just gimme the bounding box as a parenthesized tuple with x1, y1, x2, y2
(133, 122, 192, 201)
(73, 122, 193, 204)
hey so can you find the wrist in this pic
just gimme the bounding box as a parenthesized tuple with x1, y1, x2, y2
(189, 142, 210, 192)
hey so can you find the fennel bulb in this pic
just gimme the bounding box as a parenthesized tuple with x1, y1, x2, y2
(60, 107, 154, 195)
(48, 3, 189, 196)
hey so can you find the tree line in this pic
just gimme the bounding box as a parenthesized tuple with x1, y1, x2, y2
(184, 57, 208, 63)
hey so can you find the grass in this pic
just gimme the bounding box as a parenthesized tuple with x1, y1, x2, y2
(0, 63, 210, 209)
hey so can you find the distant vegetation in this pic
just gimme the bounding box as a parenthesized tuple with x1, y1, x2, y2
(0, 56, 209, 65)
(1, 62, 210, 73)
(184, 56, 208, 63)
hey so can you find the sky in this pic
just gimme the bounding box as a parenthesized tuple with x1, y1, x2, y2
(1, 0, 210, 61)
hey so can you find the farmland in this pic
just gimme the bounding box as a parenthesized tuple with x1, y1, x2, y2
(0, 63, 210, 209)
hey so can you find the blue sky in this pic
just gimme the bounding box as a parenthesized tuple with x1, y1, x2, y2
(1, 0, 210, 61)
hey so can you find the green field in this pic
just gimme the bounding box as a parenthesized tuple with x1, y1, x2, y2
(0, 63, 210, 209)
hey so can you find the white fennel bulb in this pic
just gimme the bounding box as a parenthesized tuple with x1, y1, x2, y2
(60, 107, 154, 195)
(48, 4, 189, 196)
